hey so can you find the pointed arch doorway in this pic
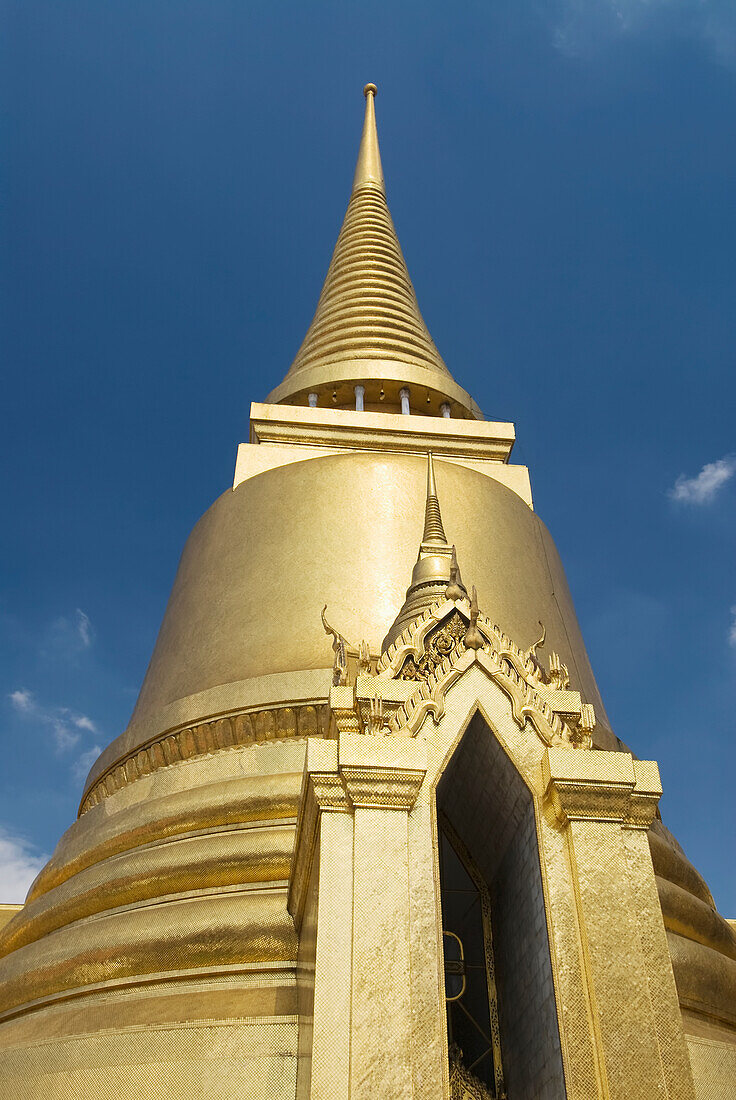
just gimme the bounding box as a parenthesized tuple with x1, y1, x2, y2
(435, 709, 566, 1100)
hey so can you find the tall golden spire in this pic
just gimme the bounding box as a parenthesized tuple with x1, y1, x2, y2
(382, 454, 466, 650)
(353, 83, 384, 192)
(266, 85, 480, 418)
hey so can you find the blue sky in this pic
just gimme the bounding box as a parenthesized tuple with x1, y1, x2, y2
(1, 1, 734, 910)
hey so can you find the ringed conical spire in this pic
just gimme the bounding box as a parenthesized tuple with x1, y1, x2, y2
(422, 453, 448, 542)
(266, 85, 480, 418)
(382, 454, 466, 650)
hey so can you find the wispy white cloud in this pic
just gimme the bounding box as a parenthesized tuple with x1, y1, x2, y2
(72, 744, 102, 784)
(75, 609, 93, 648)
(8, 688, 33, 713)
(729, 606, 736, 648)
(668, 455, 736, 505)
(41, 608, 95, 659)
(0, 829, 47, 904)
(8, 689, 99, 753)
(551, 0, 736, 66)
(73, 715, 97, 733)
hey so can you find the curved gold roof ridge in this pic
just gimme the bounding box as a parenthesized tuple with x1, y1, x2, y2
(267, 85, 479, 417)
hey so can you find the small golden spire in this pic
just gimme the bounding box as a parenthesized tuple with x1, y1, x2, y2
(353, 84, 384, 193)
(382, 456, 457, 650)
(422, 454, 448, 544)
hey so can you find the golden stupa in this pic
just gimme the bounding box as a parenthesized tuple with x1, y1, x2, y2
(0, 85, 733, 1100)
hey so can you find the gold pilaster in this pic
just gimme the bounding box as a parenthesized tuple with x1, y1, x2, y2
(289, 735, 427, 1099)
(543, 748, 697, 1099)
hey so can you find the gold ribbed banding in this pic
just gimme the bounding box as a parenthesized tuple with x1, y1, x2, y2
(648, 829, 714, 908)
(28, 771, 303, 906)
(0, 828, 295, 958)
(0, 891, 296, 1020)
(666, 930, 736, 1029)
(657, 876, 736, 963)
(422, 495, 446, 541)
(285, 187, 449, 382)
(0, 766, 304, 1020)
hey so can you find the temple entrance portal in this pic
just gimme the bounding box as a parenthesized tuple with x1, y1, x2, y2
(436, 710, 567, 1100)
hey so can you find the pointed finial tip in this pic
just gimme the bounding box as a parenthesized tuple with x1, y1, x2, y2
(363, 83, 378, 98)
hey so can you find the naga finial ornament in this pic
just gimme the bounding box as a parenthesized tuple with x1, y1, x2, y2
(322, 605, 349, 686)
(525, 620, 547, 680)
(367, 695, 384, 734)
(463, 586, 484, 651)
(528, 620, 546, 659)
(358, 640, 372, 674)
(445, 545, 465, 602)
(547, 651, 570, 691)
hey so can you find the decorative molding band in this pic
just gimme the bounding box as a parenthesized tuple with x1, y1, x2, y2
(311, 773, 352, 813)
(543, 748, 662, 829)
(250, 402, 508, 459)
(340, 766, 425, 810)
(79, 703, 330, 817)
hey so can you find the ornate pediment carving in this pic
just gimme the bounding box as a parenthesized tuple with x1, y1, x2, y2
(322, 458, 594, 748)
(397, 610, 467, 682)
(324, 591, 595, 749)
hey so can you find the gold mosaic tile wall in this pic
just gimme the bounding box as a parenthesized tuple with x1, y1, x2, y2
(0, 1019, 298, 1099)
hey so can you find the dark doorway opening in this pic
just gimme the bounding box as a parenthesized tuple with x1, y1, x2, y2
(436, 710, 566, 1100)
(439, 819, 503, 1097)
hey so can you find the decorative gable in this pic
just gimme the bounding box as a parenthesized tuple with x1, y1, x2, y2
(324, 591, 595, 750)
